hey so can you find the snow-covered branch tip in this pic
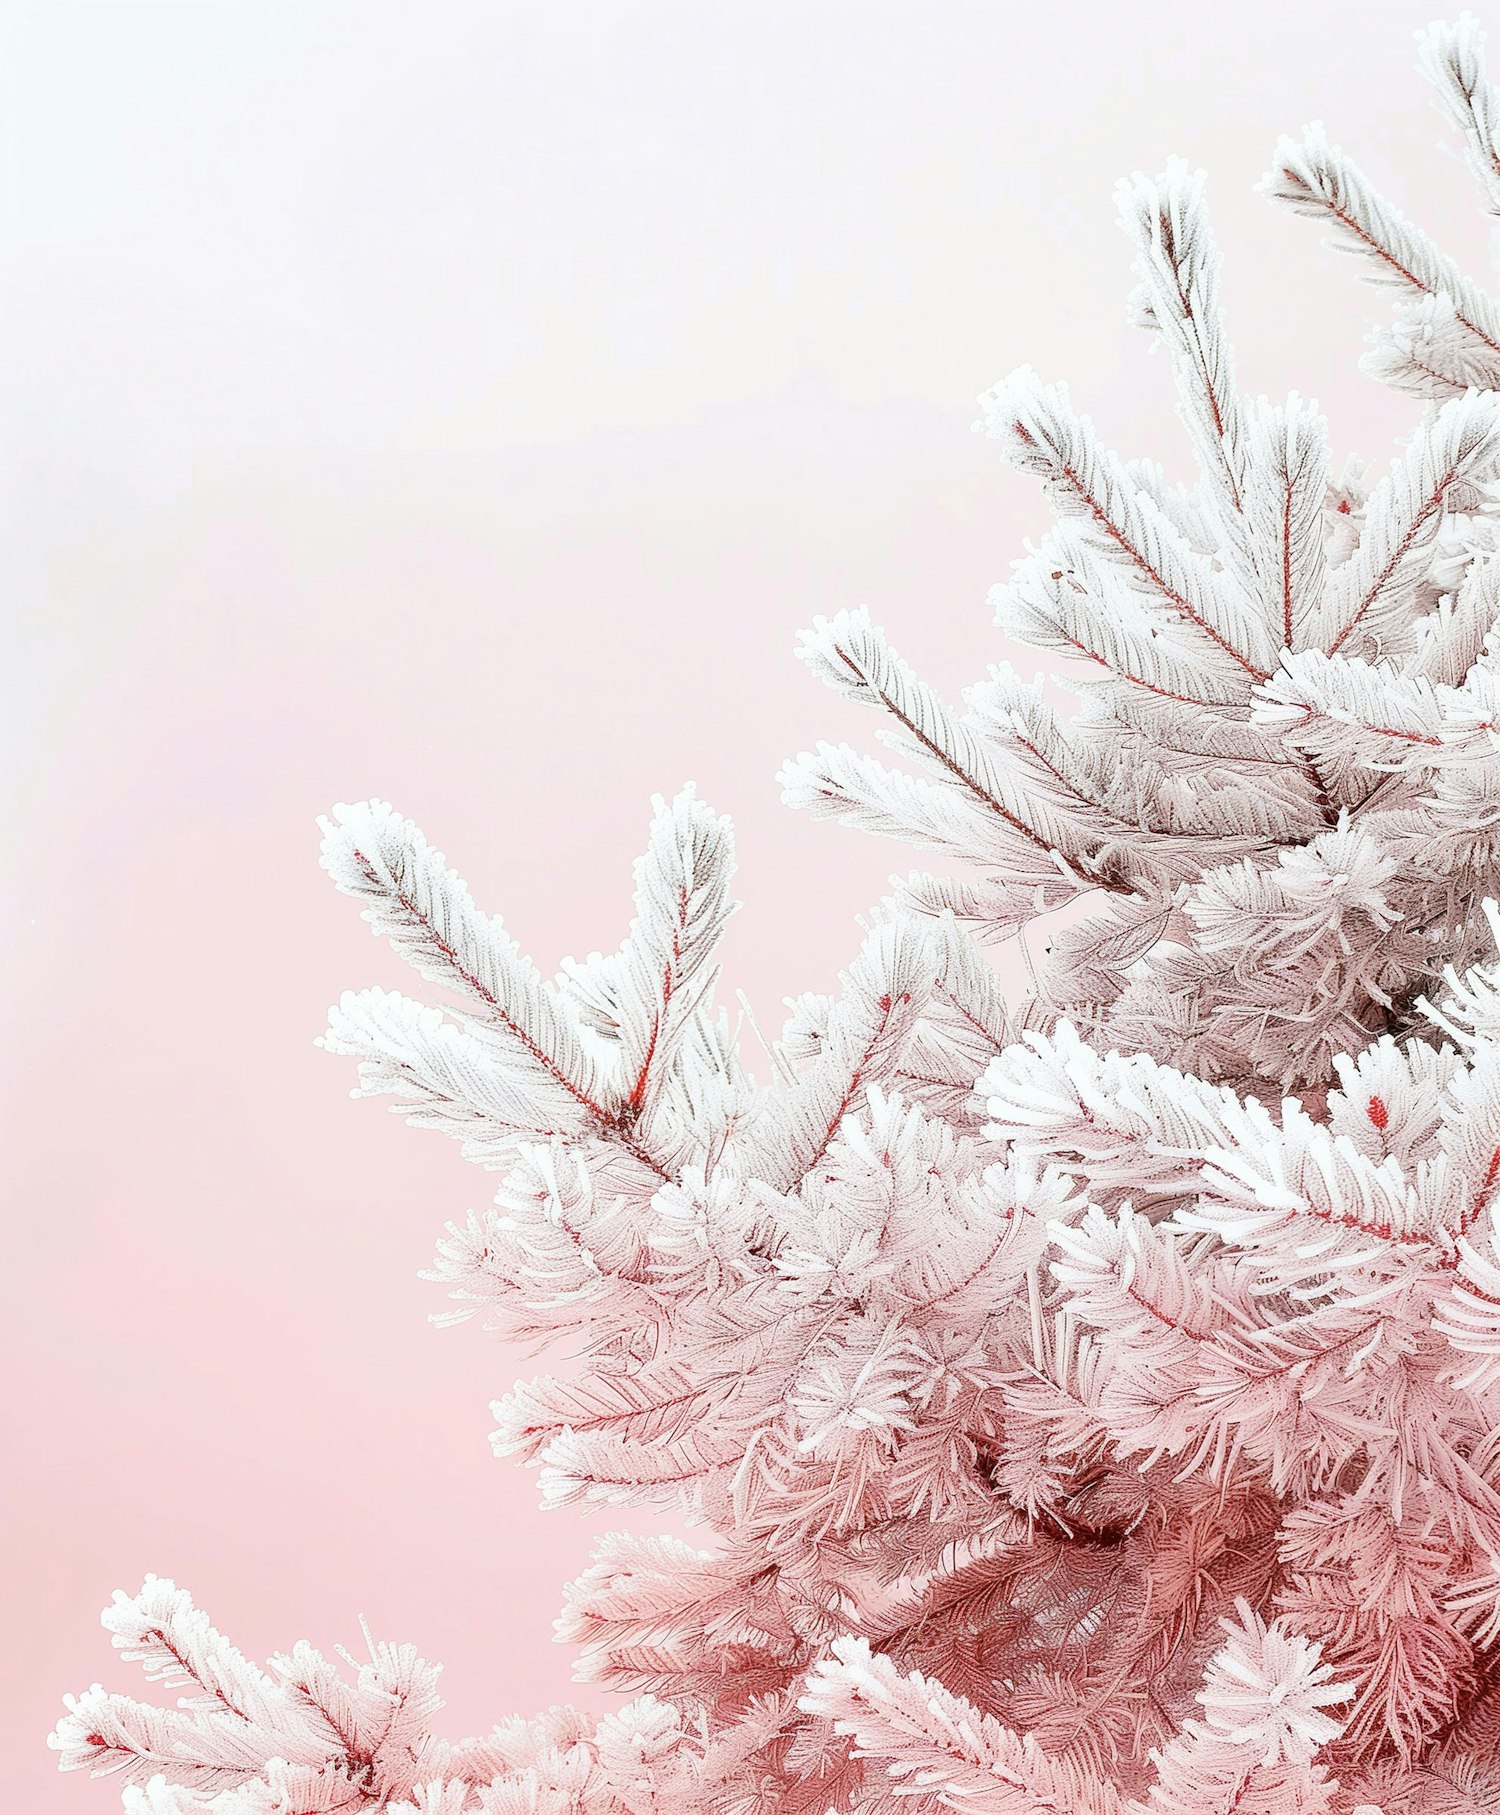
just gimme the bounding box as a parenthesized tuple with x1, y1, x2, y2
(1265, 17, 1500, 397)
(52, 1577, 772, 1814)
(317, 788, 743, 1181)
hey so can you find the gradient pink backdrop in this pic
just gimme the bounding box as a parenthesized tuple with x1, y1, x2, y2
(3, 2, 1480, 1806)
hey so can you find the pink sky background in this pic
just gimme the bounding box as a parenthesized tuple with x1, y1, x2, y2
(3, 1, 1487, 1806)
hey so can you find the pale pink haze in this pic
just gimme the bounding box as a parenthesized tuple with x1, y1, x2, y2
(0, 1, 1472, 1809)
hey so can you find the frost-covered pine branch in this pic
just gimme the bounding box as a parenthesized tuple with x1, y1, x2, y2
(1266, 16, 1500, 399)
(51, 1575, 787, 1813)
(784, 140, 1500, 1099)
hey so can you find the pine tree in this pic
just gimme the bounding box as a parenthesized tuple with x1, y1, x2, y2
(53, 18, 1500, 1815)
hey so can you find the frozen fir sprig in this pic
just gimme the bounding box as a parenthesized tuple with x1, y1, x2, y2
(783, 150, 1500, 1098)
(51, 1575, 784, 1814)
(1267, 15, 1500, 400)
